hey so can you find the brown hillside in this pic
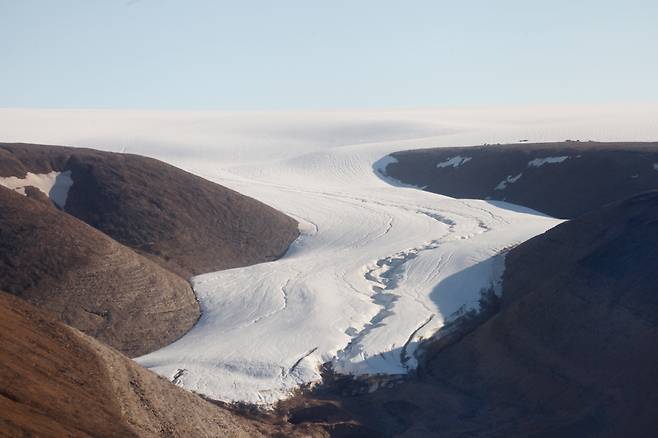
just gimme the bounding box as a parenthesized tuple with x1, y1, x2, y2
(0, 186, 198, 357)
(0, 292, 323, 437)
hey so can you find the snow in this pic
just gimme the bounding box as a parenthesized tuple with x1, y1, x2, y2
(436, 155, 472, 168)
(372, 155, 425, 188)
(0, 170, 73, 207)
(494, 173, 523, 190)
(2, 104, 657, 405)
(528, 156, 569, 167)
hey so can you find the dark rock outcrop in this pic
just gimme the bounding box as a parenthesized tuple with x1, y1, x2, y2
(381, 141, 658, 218)
(0, 142, 299, 278)
(0, 186, 198, 357)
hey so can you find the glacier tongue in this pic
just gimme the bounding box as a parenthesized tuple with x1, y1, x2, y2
(136, 141, 561, 405)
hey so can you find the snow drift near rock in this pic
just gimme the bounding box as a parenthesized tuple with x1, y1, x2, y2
(528, 156, 569, 167)
(0, 170, 73, 207)
(436, 155, 472, 168)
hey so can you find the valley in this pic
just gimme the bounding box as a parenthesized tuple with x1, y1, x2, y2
(3, 107, 658, 436)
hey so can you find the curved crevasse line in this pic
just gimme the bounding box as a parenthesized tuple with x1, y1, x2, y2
(285, 211, 320, 236)
(249, 276, 295, 326)
(285, 347, 319, 379)
(400, 314, 435, 371)
(190, 272, 300, 338)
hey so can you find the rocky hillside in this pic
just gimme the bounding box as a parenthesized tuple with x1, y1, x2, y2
(286, 191, 658, 437)
(380, 141, 658, 218)
(0, 142, 299, 277)
(0, 292, 323, 437)
(0, 186, 198, 357)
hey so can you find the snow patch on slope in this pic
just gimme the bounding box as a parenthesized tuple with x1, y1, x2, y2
(436, 155, 472, 168)
(0, 170, 73, 207)
(495, 173, 523, 190)
(528, 156, 569, 167)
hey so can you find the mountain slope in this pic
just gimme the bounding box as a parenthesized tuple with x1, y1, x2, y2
(0, 186, 198, 357)
(380, 141, 658, 218)
(0, 142, 299, 277)
(0, 292, 323, 437)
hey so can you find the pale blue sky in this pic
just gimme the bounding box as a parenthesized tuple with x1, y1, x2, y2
(1, 0, 657, 109)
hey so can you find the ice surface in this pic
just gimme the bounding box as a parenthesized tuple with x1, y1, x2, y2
(436, 155, 472, 168)
(528, 156, 569, 167)
(2, 105, 657, 404)
(0, 170, 73, 207)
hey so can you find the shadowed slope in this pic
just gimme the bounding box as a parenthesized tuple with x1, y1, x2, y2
(381, 141, 658, 218)
(0, 186, 198, 357)
(419, 190, 658, 436)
